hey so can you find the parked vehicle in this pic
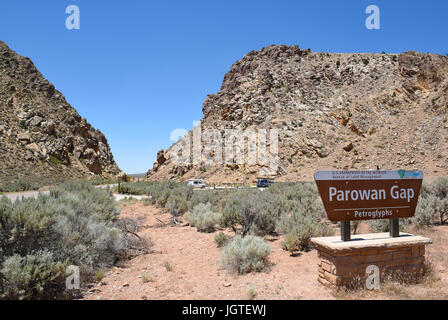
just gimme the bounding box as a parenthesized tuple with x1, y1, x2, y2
(187, 179, 206, 188)
(256, 179, 274, 188)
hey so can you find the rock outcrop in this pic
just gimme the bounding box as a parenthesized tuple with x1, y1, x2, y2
(0, 41, 121, 185)
(147, 45, 448, 183)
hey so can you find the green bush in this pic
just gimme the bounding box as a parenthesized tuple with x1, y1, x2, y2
(368, 219, 391, 233)
(428, 178, 448, 224)
(94, 270, 105, 282)
(366, 178, 448, 231)
(412, 195, 438, 229)
(119, 181, 194, 214)
(118, 182, 151, 195)
(404, 178, 448, 229)
(184, 203, 220, 233)
(268, 182, 325, 218)
(48, 155, 63, 166)
(188, 189, 234, 212)
(219, 183, 325, 238)
(368, 219, 408, 233)
(220, 235, 271, 274)
(214, 232, 230, 248)
(51, 181, 121, 223)
(219, 192, 244, 233)
(219, 190, 281, 236)
(0, 180, 39, 193)
(0, 250, 68, 300)
(0, 181, 133, 299)
(276, 211, 331, 253)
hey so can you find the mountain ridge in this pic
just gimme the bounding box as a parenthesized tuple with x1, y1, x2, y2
(0, 41, 122, 186)
(147, 44, 448, 183)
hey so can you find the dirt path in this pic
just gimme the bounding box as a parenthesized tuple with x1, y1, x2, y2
(82, 202, 334, 300)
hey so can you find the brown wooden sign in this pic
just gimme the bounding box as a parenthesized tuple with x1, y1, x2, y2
(314, 171, 424, 222)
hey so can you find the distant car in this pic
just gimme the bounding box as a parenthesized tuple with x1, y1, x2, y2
(187, 179, 206, 188)
(257, 179, 274, 188)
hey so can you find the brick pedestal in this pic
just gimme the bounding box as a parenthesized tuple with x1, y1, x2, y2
(311, 233, 432, 289)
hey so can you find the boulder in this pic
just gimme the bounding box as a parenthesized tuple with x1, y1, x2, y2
(17, 132, 32, 144)
(343, 142, 354, 152)
(30, 116, 43, 126)
(156, 149, 166, 165)
(25, 142, 41, 155)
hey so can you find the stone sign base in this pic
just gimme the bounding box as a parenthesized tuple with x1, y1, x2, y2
(311, 233, 432, 289)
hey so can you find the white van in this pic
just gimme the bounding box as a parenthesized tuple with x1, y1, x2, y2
(187, 179, 206, 188)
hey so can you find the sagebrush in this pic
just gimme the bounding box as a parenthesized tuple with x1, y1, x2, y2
(220, 235, 271, 274)
(0, 181, 141, 300)
(184, 203, 220, 233)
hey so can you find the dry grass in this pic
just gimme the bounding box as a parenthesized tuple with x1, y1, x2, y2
(117, 197, 139, 206)
(94, 270, 105, 282)
(141, 272, 154, 283)
(247, 286, 256, 300)
(164, 261, 174, 272)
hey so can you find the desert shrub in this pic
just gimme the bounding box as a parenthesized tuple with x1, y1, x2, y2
(268, 182, 325, 217)
(0, 180, 39, 193)
(163, 184, 193, 214)
(188, 189, 217, 209)
(48, 155, 63, 166)
(412, 195, 438, 229)
(419, 181, 433, 198)
(119, 181, 247, 216)
(188, 189, 233, 212)
(427, 178, 448, 224)
(118, 182, 148, 195)
(51, 202, 124, 268)
(214, 232, 230, 248)
(220, 235, 271, 274)
(368, 219, 391, 233)
(118, 182, 147, 195)
(219, 193, 244, 233)
(219, 190, 281, 236)
(115, 218, 152, 259)
(270, 184, 330, 253)
(0, 195, 58, 258)
(276, 210, 331, 253)
(247, 286, 256, 300)
(0, 181, 132, 299)
(94, 270, 104, 282)
(166, 194, 190, 215)
(123, 181, 195, 214)
(184, 203, 220, 233)
(368, 219, 408, 233)
(164, 261, 173, 272)
(405, 178, 448, 229)
(219, 183, 325, 237)
(0, 250, 68, 300)
(89, 177, 118, 186)
(51, 181, 121, 224)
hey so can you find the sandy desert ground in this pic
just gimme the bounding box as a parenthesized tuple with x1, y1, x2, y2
(82, 201, 448, 300)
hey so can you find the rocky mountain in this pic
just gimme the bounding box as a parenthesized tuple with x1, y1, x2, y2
(0, 41, 121, 186)
(147, 45, 448, 183)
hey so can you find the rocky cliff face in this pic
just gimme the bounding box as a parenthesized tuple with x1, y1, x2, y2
(148, 45, 448, 183)
(0, 41, 121, 185)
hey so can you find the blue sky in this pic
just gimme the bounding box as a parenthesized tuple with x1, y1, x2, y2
(1, 0, 447, 173)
